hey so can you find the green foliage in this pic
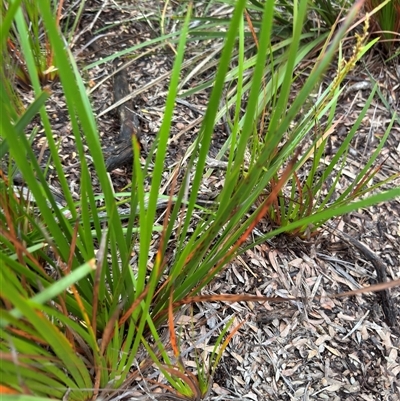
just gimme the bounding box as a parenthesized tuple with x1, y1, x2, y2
(365, 0, 400, 49)
(264, 21, 398, 236)
(310, 0, 353, 27)
(2, 0, 59, 87)
(0, 0, 399, 400)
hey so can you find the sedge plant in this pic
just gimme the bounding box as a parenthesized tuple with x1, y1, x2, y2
(0, 0, 86, 123)
(3, 0, 54, 88)
(264, 17, 399, 236)
(1, 0, 400, 400)
(364, 0, 400, 49)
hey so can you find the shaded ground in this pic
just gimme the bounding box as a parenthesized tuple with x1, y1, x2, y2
(25, 1, 400, 400)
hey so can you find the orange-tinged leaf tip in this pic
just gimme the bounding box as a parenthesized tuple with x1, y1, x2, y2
(0, 385, 20, 394)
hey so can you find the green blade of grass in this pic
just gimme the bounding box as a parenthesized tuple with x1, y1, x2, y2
(1, 259, 95, 326)
(0, 275, 93, 395)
